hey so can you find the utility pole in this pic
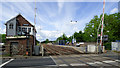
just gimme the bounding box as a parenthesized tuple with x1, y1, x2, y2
(57, 30, 59, 44)
(34, 0, 37, 46)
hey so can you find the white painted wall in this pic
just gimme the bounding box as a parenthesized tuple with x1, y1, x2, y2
(112, 42, 120, 51)
(87, 45, 96, 53)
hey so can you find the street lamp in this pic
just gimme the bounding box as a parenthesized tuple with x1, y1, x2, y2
(70, 20, 77, 45)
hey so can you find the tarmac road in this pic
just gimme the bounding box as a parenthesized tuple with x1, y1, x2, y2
(2, 57, 56, 68)
(1, 54, 120, 68)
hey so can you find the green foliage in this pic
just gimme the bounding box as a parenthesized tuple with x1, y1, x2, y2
(41, 39, 50, 44)
(56, 33, 68, 43)
(84, 15, 100, 42)
(68, 36, 72, 43)
(0, 34, 6, 43)
(0, 34, 1, 43)
(103, 42, 111, 50)
(36, 39, 40, 45)
(82, 13, 120, 50)
(84, 13, 120, 42)
(73, 31, 84, 42)
(56, 32, 84, 43)
(55, 12, 119, 50)
(45, 39, 49, 43)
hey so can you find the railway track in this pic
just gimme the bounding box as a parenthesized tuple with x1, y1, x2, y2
(43, 44, 83, 55)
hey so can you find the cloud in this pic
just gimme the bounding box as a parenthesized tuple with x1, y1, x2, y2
(57, 0, 64, 13)
(0, 27, 6, 34)
(110, 8, 118, 14)
(0, 28, 1, 33)
(36, 29, 63, 42)
(0, 3, 2, 21)
(1, 2, 118, 42)
(1, 2, 34, 23)
(70, 21, 77, 24)
(1, 0, 120, 2)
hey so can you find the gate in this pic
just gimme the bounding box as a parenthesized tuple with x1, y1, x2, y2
(10, 42, 23, 55)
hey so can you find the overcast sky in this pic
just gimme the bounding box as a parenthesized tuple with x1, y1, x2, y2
(0, 0, 119, 42)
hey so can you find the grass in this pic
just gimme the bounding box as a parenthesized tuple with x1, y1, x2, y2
(0, 54, 11, 57)
(113, 50, 120, 53)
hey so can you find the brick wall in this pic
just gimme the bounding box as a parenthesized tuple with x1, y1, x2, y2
(5, 35, 34, 55)
(16, 15, 33, 27)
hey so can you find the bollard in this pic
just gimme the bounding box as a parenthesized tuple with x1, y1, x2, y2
(42, 45, 44, 56)
(102, 46, 105, 53)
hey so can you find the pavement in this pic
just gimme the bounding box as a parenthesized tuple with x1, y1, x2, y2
(52, 54, 120, 67)
(0, 53, 120, 68)
(100, 50, 120, 60)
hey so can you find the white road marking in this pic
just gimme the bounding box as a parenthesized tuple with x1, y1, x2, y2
(59, 64, 68, 66)
(50, 56, 58, 66)
(87, 62, 96, 65)
(0, 59, 14, 68)
(90, 54, 99, 56)
(94, 61, 103, 64)
(103, 60, 120, 67)
(102, 60, 116, 63)
(70, 63, 86, 66)
(82, 55, 90, 56)
(115, 60, 120, 62)
(43, 57, 50, 58)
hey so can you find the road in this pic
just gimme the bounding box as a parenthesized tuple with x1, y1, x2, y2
(1, 53, 120, 68)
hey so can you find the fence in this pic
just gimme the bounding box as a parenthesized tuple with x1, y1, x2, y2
(1, 44, 33, 56)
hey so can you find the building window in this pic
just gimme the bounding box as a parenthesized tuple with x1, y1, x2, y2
(23, 24, 29, 26)
(9, 24, 13, 29)
(18, 27, 21, 31)
(22, 27, 27, 32)
(22, 28, 25, 32)
(28, 28, 31, 32)
(25, 28, 27, 32)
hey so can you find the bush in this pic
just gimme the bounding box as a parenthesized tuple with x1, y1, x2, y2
(103, 42, 111, 50)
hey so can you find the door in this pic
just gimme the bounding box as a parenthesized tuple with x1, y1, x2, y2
(10, 42, 18, 55)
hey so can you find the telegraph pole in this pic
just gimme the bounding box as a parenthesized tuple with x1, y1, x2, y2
(34, 0, 37, 46)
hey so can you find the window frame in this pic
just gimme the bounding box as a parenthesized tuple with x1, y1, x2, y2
(9, 23, 13, 29)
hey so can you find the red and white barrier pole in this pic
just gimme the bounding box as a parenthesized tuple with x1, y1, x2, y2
(99, 0, 105, 53)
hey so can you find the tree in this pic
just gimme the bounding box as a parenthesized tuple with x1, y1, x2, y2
(73, 31, 84, 42)
(83, 12, 120, 49)
(56, 33, 69, 43)
(45, 39, 49, 43)
(84, 15, 100, 42)
(0, 34, 2, 43)
(68, 36, 72, 43)
(83, 13, 120, 42)
(41, 39, 50, 44)
(0, 34, 6, 43)
(57, 33, 68, 41)
(55, 12, 120, 50)
(36, 39, 40, 45)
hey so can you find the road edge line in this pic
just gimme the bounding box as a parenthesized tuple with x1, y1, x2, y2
(0, 59, 14, 68)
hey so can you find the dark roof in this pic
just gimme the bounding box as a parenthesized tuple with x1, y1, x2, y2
(5, 14, 20, 25)
(5, 14, 37, 33)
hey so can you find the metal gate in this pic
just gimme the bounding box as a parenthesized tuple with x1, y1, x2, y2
(10, 42, 23, 55)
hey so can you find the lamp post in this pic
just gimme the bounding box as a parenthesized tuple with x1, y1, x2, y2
(57, 30, 59, 44)
(70, 20, 77, 46)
